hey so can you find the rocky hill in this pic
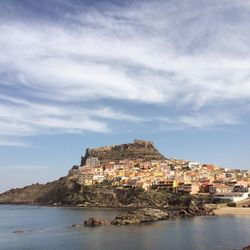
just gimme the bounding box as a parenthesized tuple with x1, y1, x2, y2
(81, 139, 165, 165)
(0, 177, 69, 205)
(0, 139, 168, 206)
(0, 175, 207, 209)
(0, 175, 170, 207)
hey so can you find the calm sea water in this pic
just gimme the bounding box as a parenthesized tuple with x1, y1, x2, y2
(0, 205, 249, 250)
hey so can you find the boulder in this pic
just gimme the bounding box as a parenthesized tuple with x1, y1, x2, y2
(84, 217, 110, 227)
(178, 209, 190, 217)
(176, 205, 215, 217)
(111, 208, 169, 225)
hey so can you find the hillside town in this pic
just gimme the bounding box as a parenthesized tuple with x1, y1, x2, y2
(71, 154, 250, 203)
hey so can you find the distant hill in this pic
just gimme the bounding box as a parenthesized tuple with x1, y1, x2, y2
(81, 139, 166, 165)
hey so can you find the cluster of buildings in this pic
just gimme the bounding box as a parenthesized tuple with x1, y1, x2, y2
(71, 157, 250, 202)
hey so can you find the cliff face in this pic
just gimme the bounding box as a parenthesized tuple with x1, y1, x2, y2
(81, 139, 166, 165)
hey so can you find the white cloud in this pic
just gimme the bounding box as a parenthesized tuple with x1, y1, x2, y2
(0, 138, 30, 147)
(159, 111, 239, 130)
(0, 94, 144, 146)
(0, 0, 250, 145)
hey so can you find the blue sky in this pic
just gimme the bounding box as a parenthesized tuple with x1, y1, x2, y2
(0, 0, 250, 192)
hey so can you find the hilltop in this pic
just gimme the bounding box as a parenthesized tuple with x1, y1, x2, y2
(81, 139, 165, 165)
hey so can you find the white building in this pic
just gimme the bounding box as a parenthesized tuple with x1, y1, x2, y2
(86, 157, 100, 167)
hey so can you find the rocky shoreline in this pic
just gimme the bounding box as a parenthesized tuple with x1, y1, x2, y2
(0, 201, 217, 212)
(82, 205, 215, 227)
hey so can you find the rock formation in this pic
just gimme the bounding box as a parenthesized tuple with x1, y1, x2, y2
(82, 206, 214, 227)
(82, 208, 169, 227)
(81, 139, 165, 165)
(175, 205, 215, 217)
(84, 217, 110, 227)
(111, 208, 169, 225)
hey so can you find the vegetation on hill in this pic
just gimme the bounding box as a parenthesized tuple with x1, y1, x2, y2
(0, 174, 208, 209)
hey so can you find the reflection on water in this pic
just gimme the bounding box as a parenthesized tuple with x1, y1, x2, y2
(0, 205, 249, 250)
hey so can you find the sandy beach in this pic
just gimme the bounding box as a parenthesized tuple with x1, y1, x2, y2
(215, 207, 250, 215)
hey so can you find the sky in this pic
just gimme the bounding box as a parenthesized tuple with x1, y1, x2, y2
(0, 0, 250, 193)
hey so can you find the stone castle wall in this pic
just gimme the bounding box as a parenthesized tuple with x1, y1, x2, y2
(80, 139, 165, 165)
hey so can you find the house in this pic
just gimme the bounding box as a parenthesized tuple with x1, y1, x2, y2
(104, 166, 116, 178)
(92, 167, 105, 183)
(209, 184, 233, 194)
(81, 167, 94, 175)
(79, 173, 94, 185)
(233, 185, 249, 193)
(153, 180, 178, 192)
(188, 161, 201, 169)
(213, 192, 250, 203)
(202, 164, 215, 171)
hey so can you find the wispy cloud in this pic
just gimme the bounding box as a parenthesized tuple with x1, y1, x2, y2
(159, 111, 239, 130)
(0, 138, 30, 147)
(0, 93, 144, 145)
(0, 0, 250, 146)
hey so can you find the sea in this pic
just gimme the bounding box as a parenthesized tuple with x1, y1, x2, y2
(0, 205, 249, 250)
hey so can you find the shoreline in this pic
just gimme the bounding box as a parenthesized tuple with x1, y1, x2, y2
(0, 203, 163, 209)
(2, 203, 250, 216)
(214, 207, 250, 215)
